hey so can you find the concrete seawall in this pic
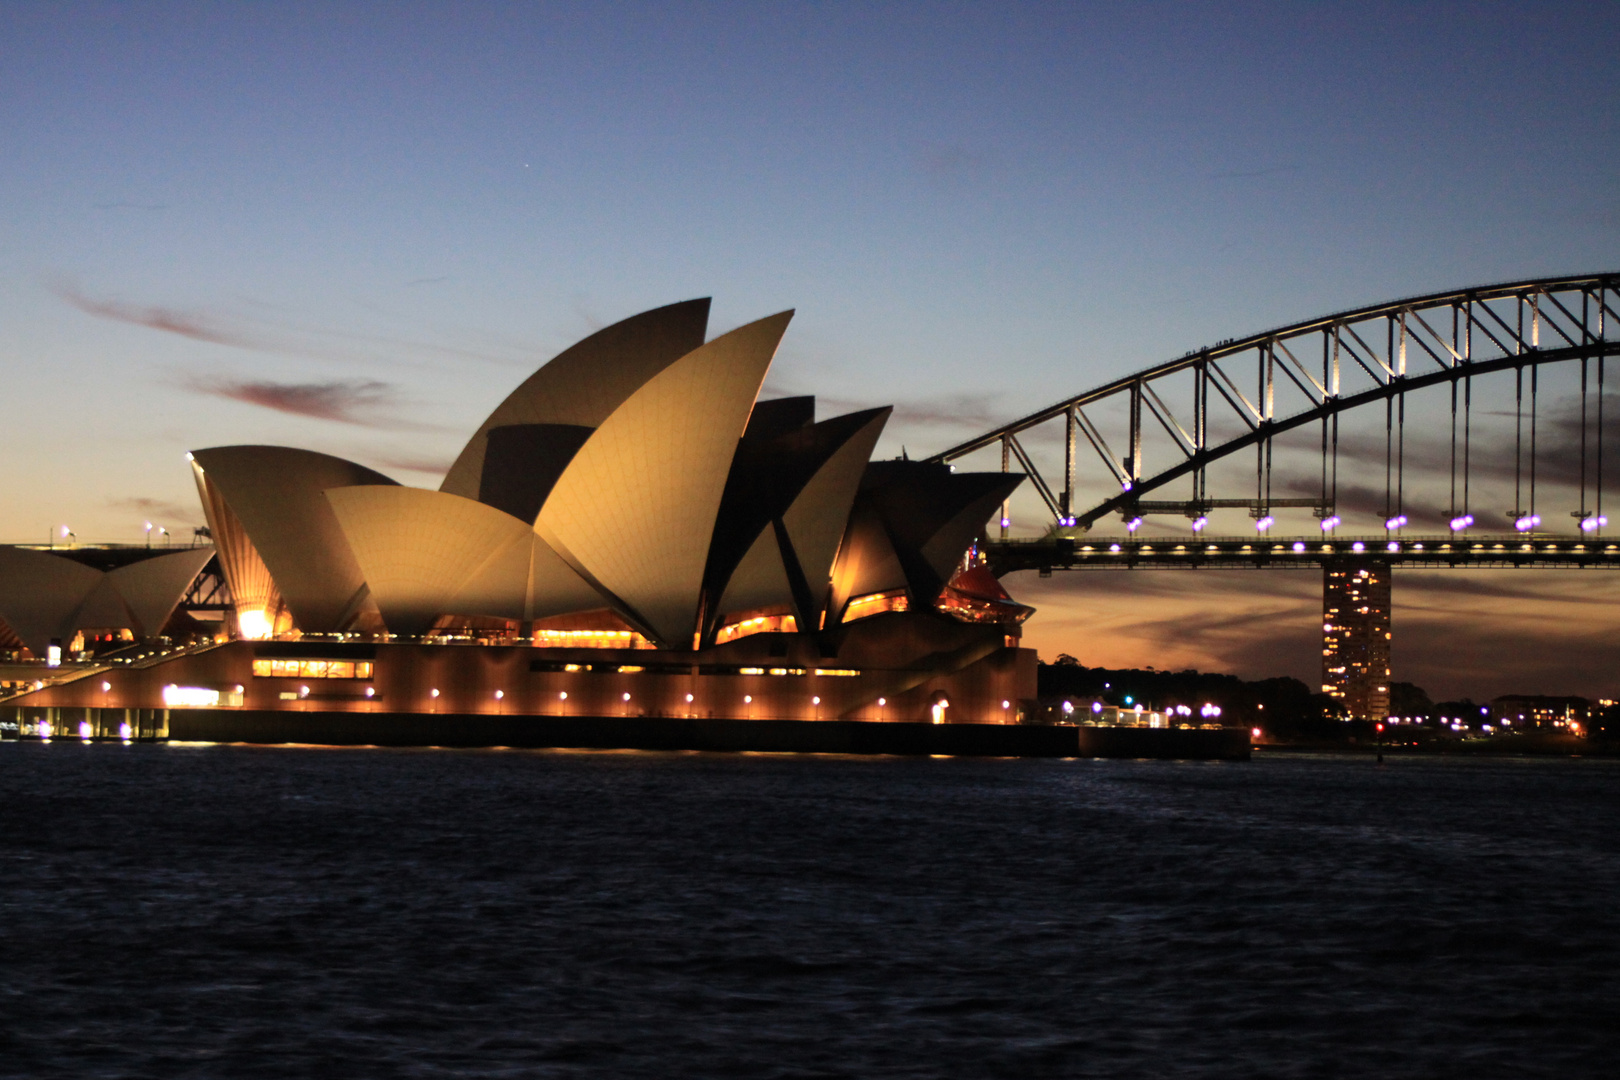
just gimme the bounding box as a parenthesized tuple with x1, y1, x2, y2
(166, 710, 1250, 760)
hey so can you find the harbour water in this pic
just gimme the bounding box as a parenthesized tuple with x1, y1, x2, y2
(2, 743, 1616, 1077)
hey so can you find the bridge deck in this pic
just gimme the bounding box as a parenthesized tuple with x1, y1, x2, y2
(988, 534, 1620, 573)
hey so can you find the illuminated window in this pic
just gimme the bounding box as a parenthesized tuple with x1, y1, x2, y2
(252, 659, 373, 679)
(532, 628, 654, 650)
(843, 591, 908, 623)
(715, 613, 799, 644)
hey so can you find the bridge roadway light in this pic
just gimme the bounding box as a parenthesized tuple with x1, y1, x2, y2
(1255, 516, 1274, 533)
(1580, 515, 1607, 532)
(1450, 514, 1474, 531)
(1320, 515, 1340, 532)
(1515, 514, 1541, 532)
(1126, 517, 1143, 533)
(1384, 515, 1407, 531)
(1191, 516, 1208, 532)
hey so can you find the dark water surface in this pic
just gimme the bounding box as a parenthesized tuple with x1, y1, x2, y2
(2, 744, 1616, 1078)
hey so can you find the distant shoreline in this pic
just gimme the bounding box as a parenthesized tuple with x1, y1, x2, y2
(1256, 737, 1618, 758)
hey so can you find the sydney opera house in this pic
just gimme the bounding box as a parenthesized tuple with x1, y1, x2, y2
(2, 300, 1049, 752)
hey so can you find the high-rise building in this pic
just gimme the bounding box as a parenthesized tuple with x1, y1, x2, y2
(1321, 558, 1391, 720)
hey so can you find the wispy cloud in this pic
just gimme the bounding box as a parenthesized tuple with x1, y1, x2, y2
(891, 393, 1005, 429)
(756, 379, 1004, 433)
(915, 143, 987, 180)
(183, 375, 400, 426)
(56, 281, 256, 348)
(1012, 565, 1620, 701)
(107, 496, 200, 523)
(53, 277, 537, 369)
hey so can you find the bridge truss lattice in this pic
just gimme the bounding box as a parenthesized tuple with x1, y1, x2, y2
(930, 274, 1620, 539)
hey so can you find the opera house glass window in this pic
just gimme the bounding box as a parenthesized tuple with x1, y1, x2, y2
(251, 659, 374, 680)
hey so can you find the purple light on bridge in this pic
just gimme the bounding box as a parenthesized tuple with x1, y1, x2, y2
(1384, 515, 1407, 531)
(1351, 541, 1365, 553)
(1580, 515, 1608, 532)
(999, 516, 1010, 528)
(1191, 516, 1208, 532)
(1319, 515, 1340, 532)
(1514, 514, 1541, 532)
(1292, 541, 1306, 553)
(1449, 514, 1474, 531)
(1126, 517, 1143, 533)
(1255, 516, 1274, 533)
(1386, 541, 1400, 553)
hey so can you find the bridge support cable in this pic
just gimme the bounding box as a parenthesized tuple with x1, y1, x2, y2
(929, 274, 1620, 539)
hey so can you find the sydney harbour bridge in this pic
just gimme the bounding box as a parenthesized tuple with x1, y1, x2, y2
(929, 274, 1620, 717)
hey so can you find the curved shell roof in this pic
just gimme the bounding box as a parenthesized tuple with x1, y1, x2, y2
(0, 546, 214, 654)
(711, 407, 891, 633)
(440, 298, 711, 505)
(170, 301, 1023, 646)
(190, 446, 398, 632)
(536, 310, 792, 645)
(326, 486, 603, 636)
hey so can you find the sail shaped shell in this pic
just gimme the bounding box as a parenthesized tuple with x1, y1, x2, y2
(440, 299, 711, 506)
(536, 311, 792, 645)
(327, 486, 604, 636)
(190, 446, 398, 633)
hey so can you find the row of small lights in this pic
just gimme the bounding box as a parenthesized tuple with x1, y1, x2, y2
(1097, 537, 1615, 556)
(1036, 511, 1608, 534)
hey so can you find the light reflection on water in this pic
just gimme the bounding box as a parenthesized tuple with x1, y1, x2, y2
(2, 744, 1616, 1078)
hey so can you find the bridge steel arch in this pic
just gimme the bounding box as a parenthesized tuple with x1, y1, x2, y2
(930, 274, 1620, 535)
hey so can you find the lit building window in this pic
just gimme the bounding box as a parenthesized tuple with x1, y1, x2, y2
(532, 628, 654, 650)
(843, 591, 909, 623)
(252, 659, 374, 679)
(715, 613, 799, 644)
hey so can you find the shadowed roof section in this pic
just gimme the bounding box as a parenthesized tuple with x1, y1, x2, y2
(0, 546, 214, 654)
(708, 407, 891, 635)
(189, 446, 399, 632)
(742, 396, 816, 443)
(107, 547, 218, 637)
(537, 310, 793, 646)
(476, 423, 594, 524)
(779, 409, 891, 618)
(839, 462, 1024, 609)
(0, 547, 104, 654)
(327, 487, 605, 636)
(440, 298, 711, 503)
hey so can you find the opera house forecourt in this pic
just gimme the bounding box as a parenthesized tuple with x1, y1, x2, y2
(1, 299, 1246, 758)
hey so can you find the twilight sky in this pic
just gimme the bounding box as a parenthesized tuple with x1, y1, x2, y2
(2, 1, 1617, 700)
